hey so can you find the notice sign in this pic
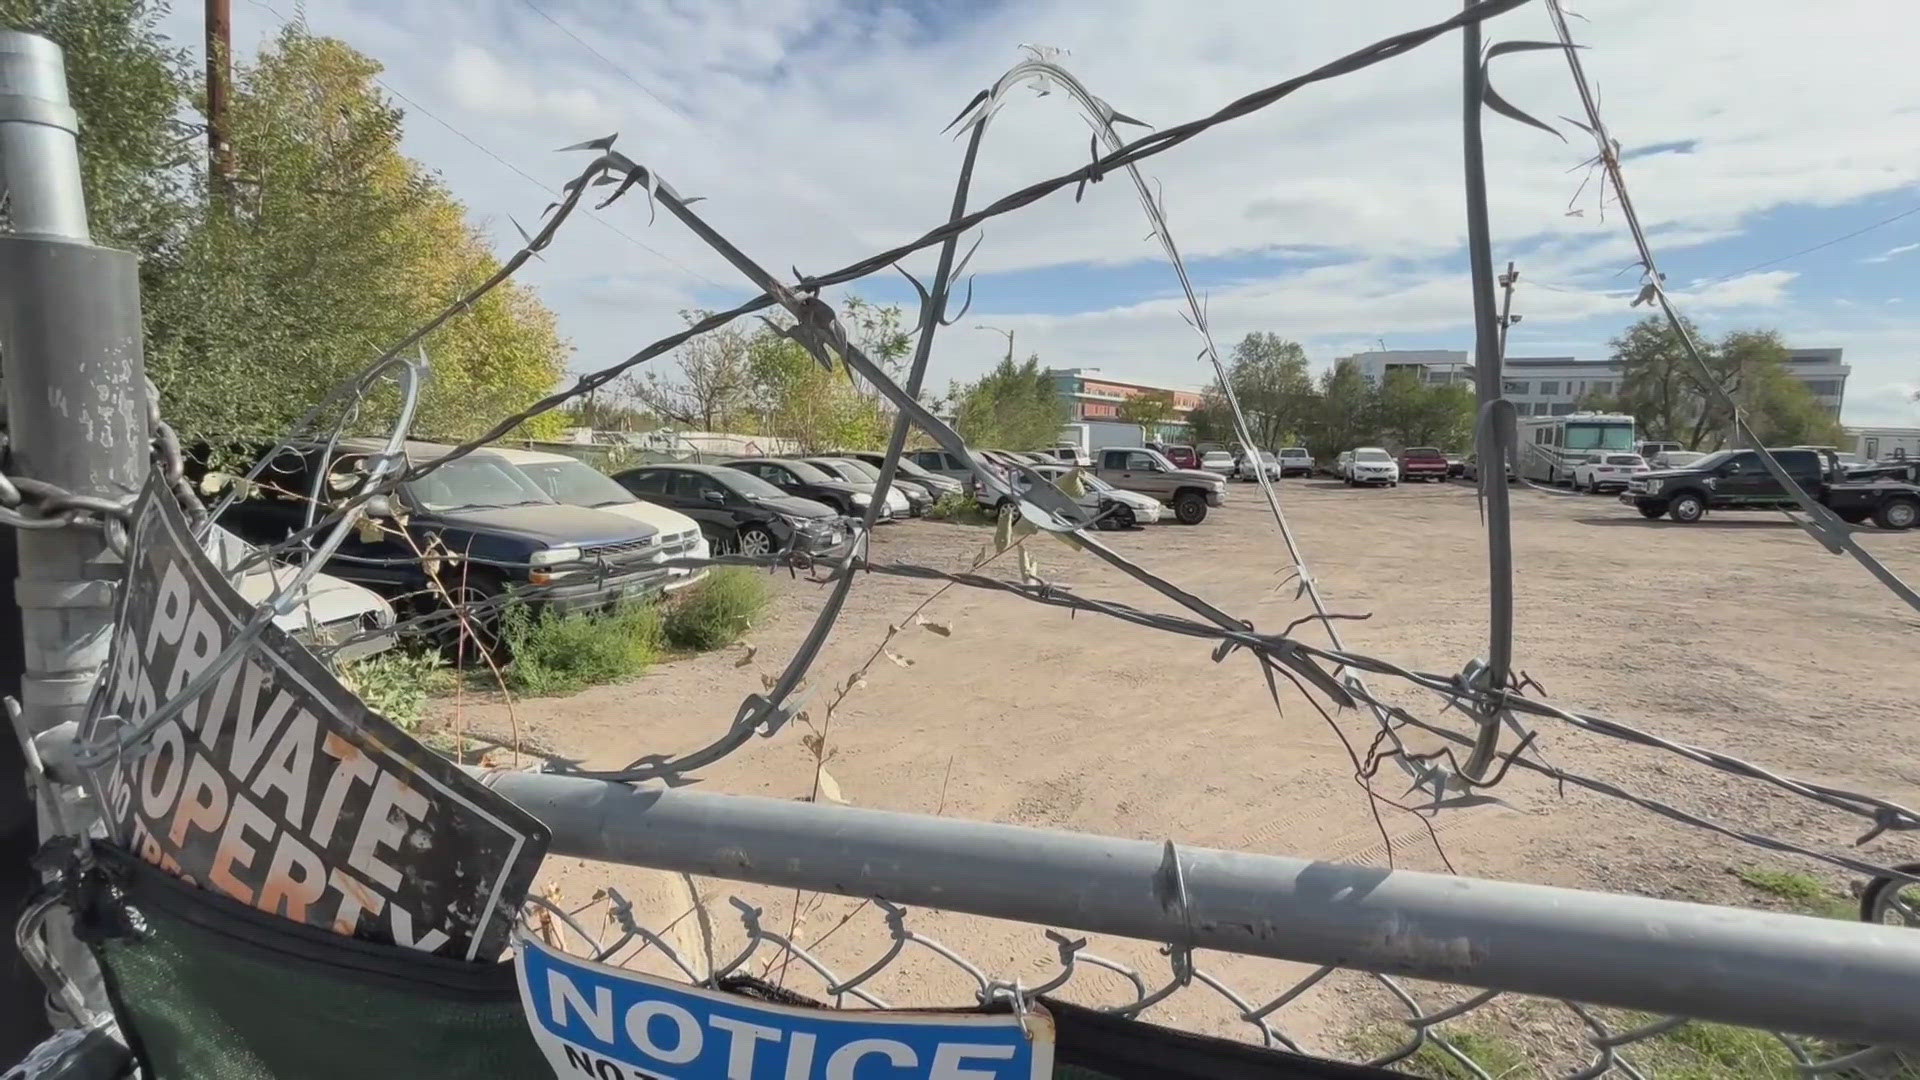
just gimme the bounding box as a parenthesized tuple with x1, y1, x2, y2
(517, 934, 1052, 1079)
(80, 475, 549, 960)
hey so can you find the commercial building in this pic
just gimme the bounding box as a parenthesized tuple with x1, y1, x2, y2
(1335, 348, 1850, 417)
(1045, 368, 1205, 439)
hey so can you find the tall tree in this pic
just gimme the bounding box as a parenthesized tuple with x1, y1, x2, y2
(1224, 333, 1314, 450)
(634, 312, 753, 430)
(1376, 370, 1473, 449)
(141, 27, 568, 441)
(1611, 315, 1714, 447)
(953, 354, 1062, 449)
(744, 326, 886, 452)
(1610, 318, 1838, 450)
(1116, 390, 1175, 433)
(1303, 359, 1374, 461)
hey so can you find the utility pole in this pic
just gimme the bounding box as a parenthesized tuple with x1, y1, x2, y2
(0, 30, 151, 1038)
(206, 0, 233, 196)
(1460, 0, 1513, 780)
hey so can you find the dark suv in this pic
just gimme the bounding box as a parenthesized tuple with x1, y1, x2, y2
(207, 439, 672, 647)
(615, 464, 854, 556)
(1624, 447, 1920, 528)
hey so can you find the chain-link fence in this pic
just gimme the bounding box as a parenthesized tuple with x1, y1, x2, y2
(6, 0, 1920, 1075)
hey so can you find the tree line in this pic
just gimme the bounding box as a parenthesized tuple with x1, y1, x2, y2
(1182, 317, 1842, 462)
(10, 0, 571, 442)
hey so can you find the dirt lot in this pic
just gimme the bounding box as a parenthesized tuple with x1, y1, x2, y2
(461, 477, 1920, 1056)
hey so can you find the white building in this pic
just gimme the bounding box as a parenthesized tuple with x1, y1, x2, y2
(1333, 348, 1850, 417)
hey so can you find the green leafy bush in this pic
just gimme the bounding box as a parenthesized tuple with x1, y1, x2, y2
(338, 649, 451, 731)
(664, 570, 770, 651)
(926, 490, 993, 525)
(504, 601, 662, 696)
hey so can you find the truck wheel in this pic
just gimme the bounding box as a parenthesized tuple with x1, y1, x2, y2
(1667, 492, 1706, 523)
(1637, 503, 1666, 519)
(1172, 491, 1208, 525)
(738, 524, 778, 556)
(1859, 861, 1920, 926)
(1873, 497, 1919, 530)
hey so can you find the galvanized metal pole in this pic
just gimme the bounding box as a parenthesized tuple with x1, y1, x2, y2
(1461, 3, 1514, 780)
(0, 30, 150, 1027)
(29, 724, 1920, 1047)
(472, 773, 1920, 1049)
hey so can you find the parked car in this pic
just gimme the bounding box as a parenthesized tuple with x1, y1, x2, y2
(1344, 447, 1399, 487)
(1461, 454, 1517, 483)
(207, 525, 396, 663)
(1397, 446, 1449, 483)
(992, 463, 1163, 529)
(1093, 447, 1226, 525)
(209, 439, 673, 654)
(721, 457, 888, 520)
(907, 447, 975, 487)
(1277, 448, 1314, 477)
(1044, 444, 1094, 467)
(1333, 450, 1353, 478)
(1571, 452, 1649, 494)
(487, 446, 710, 592)
(838, 451, 965, 497)
(806, 456, 931, 517)
(615, 463, 855, 555)
(1236, 450, 1283, 482)
(1160, 444, 1200, 470)
(1637, 440, 1684, 463)
(1200, 450, 1237, 476)
(1445, 453, 1467, 478)
(1622, 448, 1920, 527)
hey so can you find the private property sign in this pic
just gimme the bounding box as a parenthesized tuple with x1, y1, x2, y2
(80, 476, 548, 960)
(517, 934, 1053, 1080)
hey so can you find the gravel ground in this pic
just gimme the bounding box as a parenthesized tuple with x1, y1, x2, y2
(455, 475, 1920, 1060)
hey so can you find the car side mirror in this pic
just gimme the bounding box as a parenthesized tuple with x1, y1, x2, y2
(703, 489, 727, 504)
(364, 494, 393, 518)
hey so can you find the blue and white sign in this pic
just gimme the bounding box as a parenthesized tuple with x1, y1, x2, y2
(517, 933, 1053, 1080)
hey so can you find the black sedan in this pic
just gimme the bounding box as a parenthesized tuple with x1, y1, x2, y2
(836, 451, 964, 497)
(720, 457, 884, 519)
(613, 464, 852, 557)
(805, 456, 936, 516)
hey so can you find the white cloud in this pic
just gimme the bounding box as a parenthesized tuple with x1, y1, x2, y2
(1862, 242, 1919, 263)
(162, 0, 1920, 418)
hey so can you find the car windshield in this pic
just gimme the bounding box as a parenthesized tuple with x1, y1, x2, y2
(1605, 455, 1644, 466)
(514, 458, 634, 508)
(826, 458, 882, 481)
(1281, 449, 1307, 458)
(1356, 449, 1392, 462)
(1405, 447, 1440, 456)
(406, 457, 555, 512)
(887, 457, 940, 481)
(770, 459, 834, 483)
(1566, 423, 1636, 451)
(1683, 450, 1737, 472)
(713, 469, 789, 500)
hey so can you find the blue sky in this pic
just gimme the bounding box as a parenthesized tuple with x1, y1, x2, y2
(171, 0, 1920, 425)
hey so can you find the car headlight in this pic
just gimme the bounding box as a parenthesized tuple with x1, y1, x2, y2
(850, 491, 871, 506)
(530, 546, 581, 567)
(1644, 479, 1662, 494)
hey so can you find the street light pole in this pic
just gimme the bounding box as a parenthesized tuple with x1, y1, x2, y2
(975, 324, 1015, 366)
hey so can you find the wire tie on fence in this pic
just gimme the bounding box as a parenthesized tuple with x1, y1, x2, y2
(1155, 839, 1197, 988)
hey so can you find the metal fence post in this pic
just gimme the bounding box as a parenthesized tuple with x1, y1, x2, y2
(0, 29, 151, 1028)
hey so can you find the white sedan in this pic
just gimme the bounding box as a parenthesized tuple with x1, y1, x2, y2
(1573, 452, 1649, 494)
(1200, 450, 1236, 477)
(1344, 447, 1399, 487)
(1017, 465, 1163, 528)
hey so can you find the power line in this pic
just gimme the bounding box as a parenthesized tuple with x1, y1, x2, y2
(241, 0, 726, 290)
(1697, 202, 1920, 286)
(512, 0, 688, 123)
